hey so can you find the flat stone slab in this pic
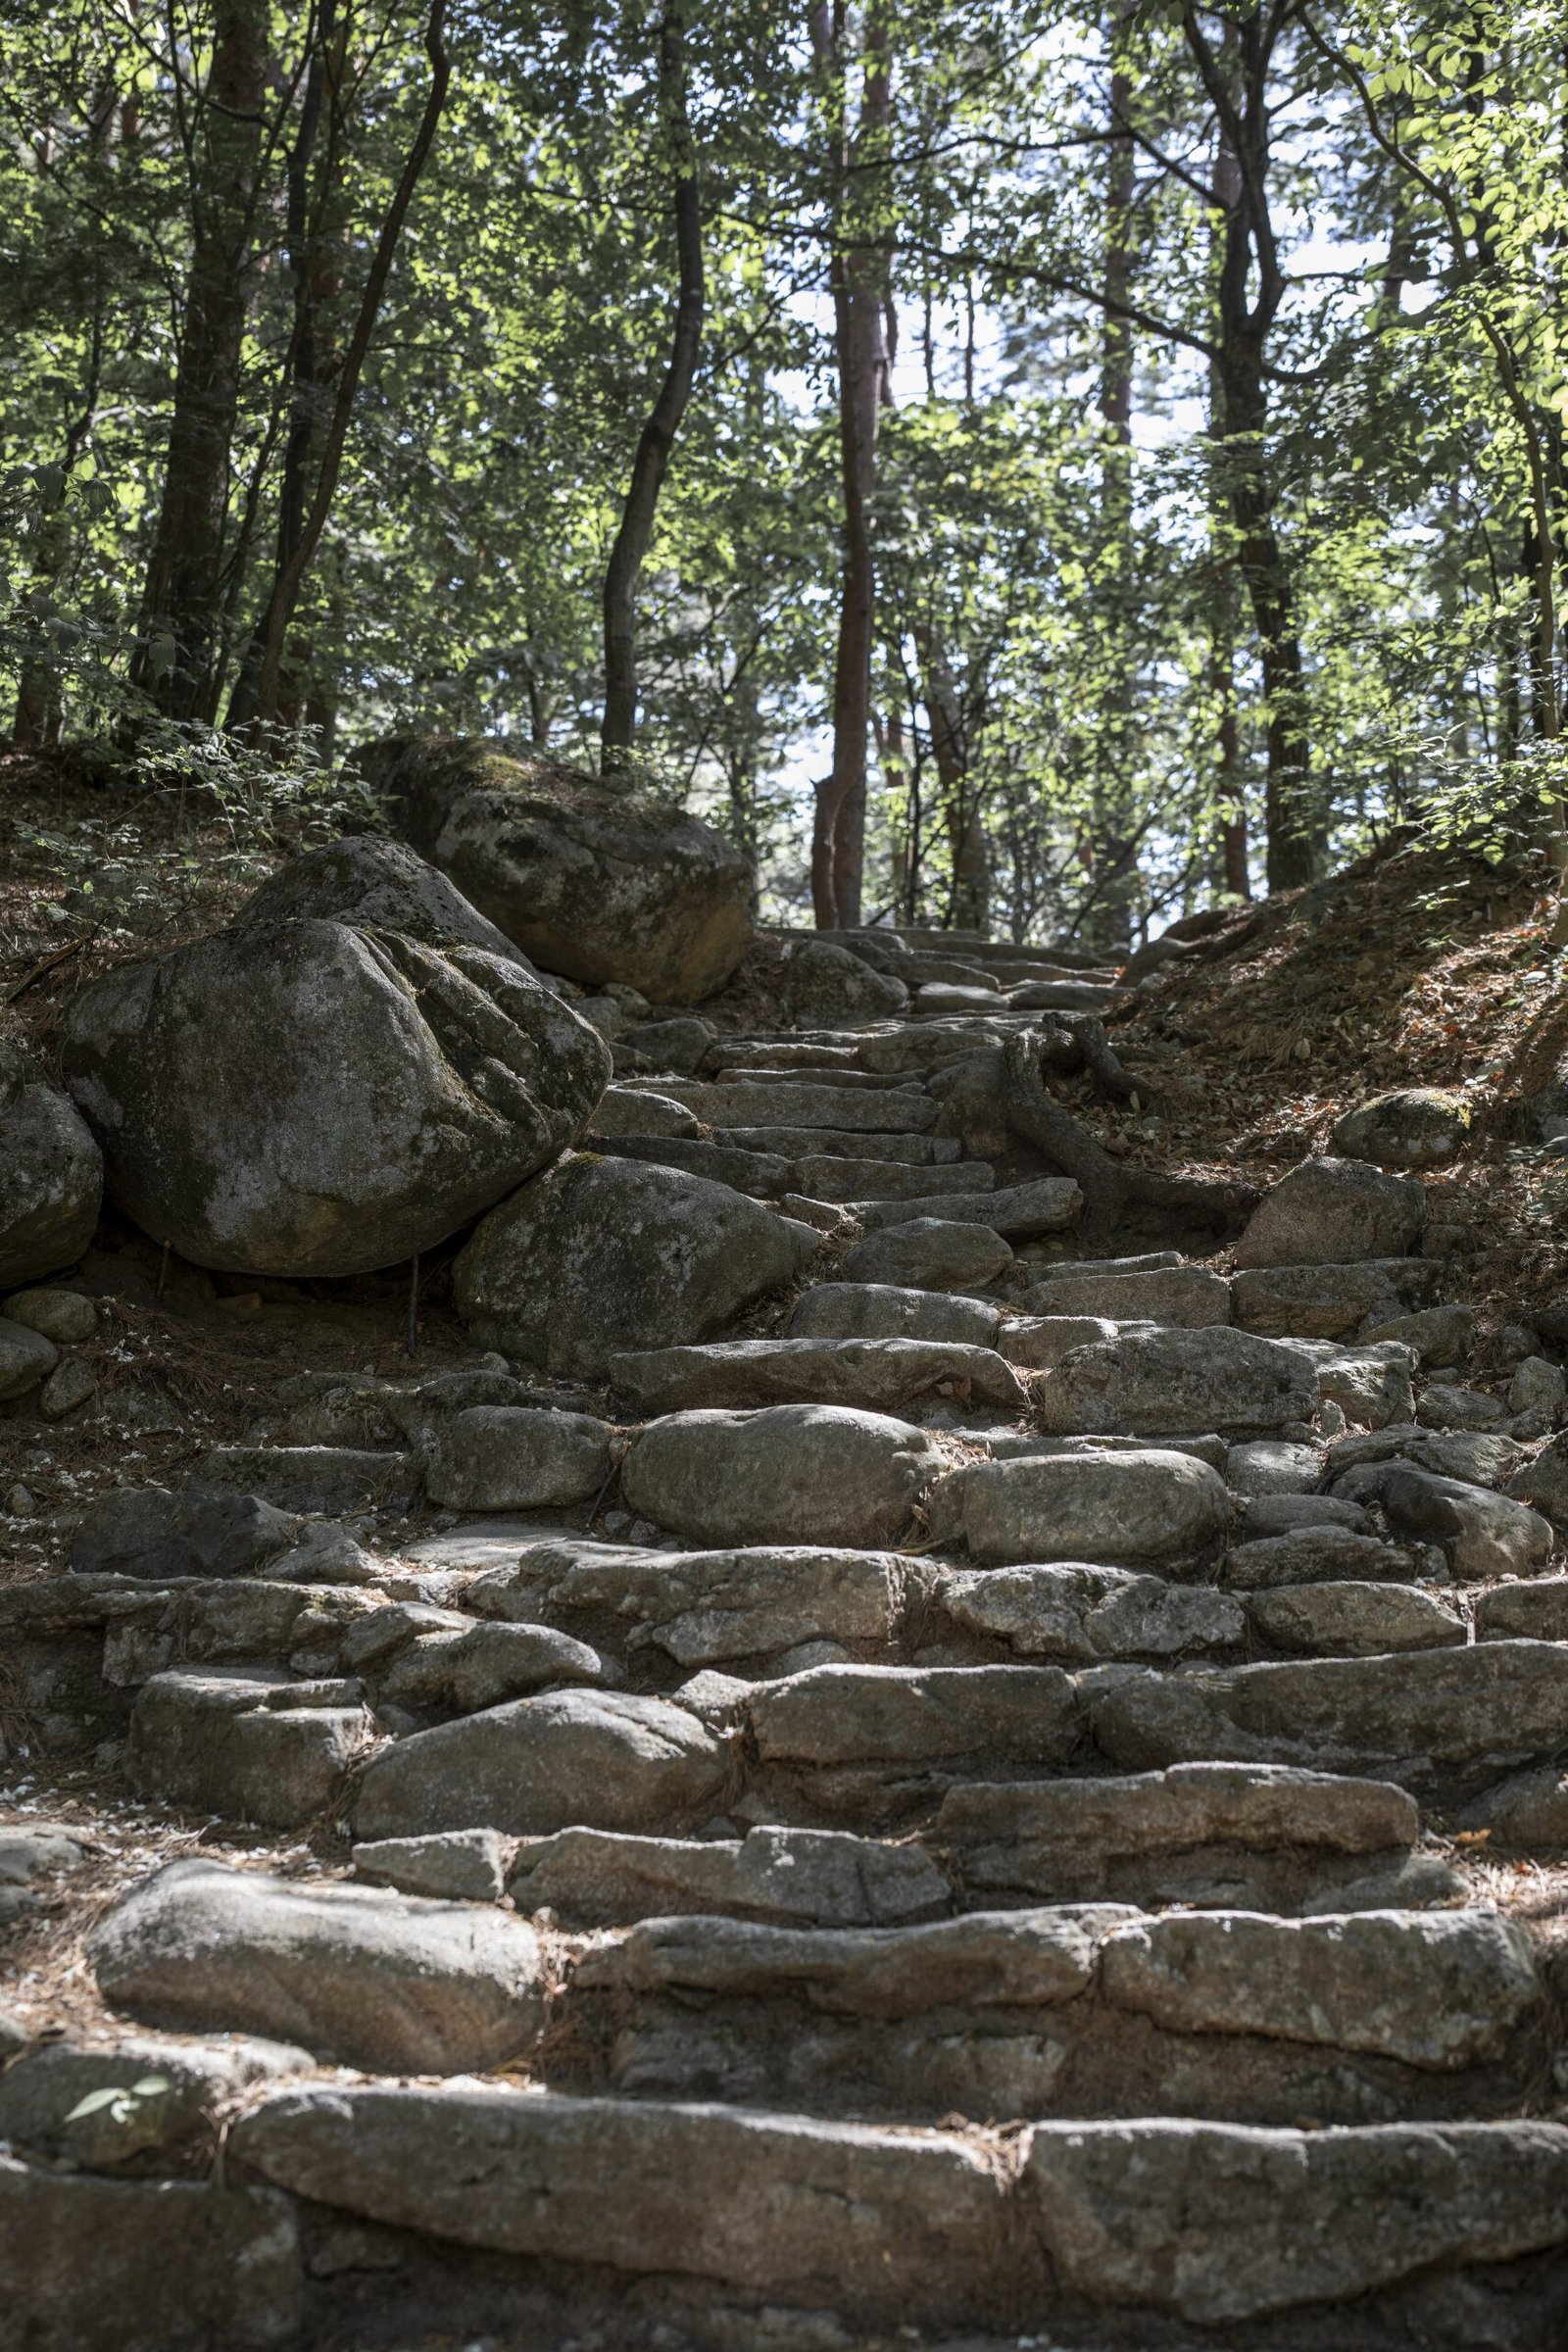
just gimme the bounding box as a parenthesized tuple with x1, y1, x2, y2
(127, 1668, 366, 1830)
(0, 2157, 301, 2350)
(354, 1687, 728, 1839)
(1028, 1265, 1232, 1328)
(1022, 2118, 1568, 2324)
(232, 2084, 1005, 2320)
(1037, 1327, 1316, 1438)
(1089, 1639, 1568, 1789)
(608, 1337, 1026, 1417)
(1223, 1527, 1417, 1590)
(90, 1859, 543, 2074)
(746, 1661, 1082, 1770)
(789, 1282, 1002, 1347)
(842, 1219, 1014, 1291)
(667, 1079, 940, 1132)
(193, 1445, 415, 1514)
(1231, 1257, 1439, 1339)
(620, 1404, 949, 1548)
(1249, 1581, 1465, 1654)
(468, 1537, 905, 1664)
(932, 1562, 1244, 1662)
(852, 1177, 1082, 1236)
(510, 1824, 951, 1929)
(931, 1448, 1233, 1568)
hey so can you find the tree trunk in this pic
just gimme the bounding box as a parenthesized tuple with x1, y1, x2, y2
(1087, 1, 1141, 953)
(129, 0, 269, 722)
(254, 0, 450, 726)
(914, 618, 989, 932)
(1207, 93, 1249, 900)
(601, 1, 705, 765)
(810, 1, 891, 930)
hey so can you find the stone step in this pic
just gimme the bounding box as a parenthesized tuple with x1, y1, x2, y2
(851, 1176, 1081, 1236)
(565, 1900, 1542, 2124)
(932, 1446, 1233, 1569)
(714, 1123, 959, 1163)
(842, 1215, 1015, 1291)
(1025, 1261, 1232, 1326)
(606, 1337, 1027, 1418)
(1034, 1326, 1318, 1437)
(620, 1403, 951, 1549)
(510, 1822, 951, 1928)
(641, 1078, 940, 1132)
(1232, 1255, 1442, 1338)
(222, 2084, 1568, 2337)
(601, 1132, 992, 1200)
(789, 1279, 1003, 1346)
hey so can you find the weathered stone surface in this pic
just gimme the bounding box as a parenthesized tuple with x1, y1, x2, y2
(509, 1823, 950, 1928)
(0, 1042, 103, 1288)
(0, 2033, 308, 2170)
(855, 1177, 1082, 1237)
(1458, 1766, 1568, 1846)
(791, 1152, 993, 1202)
(90, 1859, 543, 2073)
(0, 1823, 84, 1886)
(578, 1903, 1120, 2015)
(1292, 1337, 1415, 1429)
(1419, 1381, 1506, 1431)
(1507, 1429, 1568, 1524)
(1334, 1425, 1525, 1491)
(1240, 1492, 1370, 1538)
(1360, 1301, 1475, 1364)
(354, 1689, 727, 1839)
(937, 1762, 1417, 1885)
(1225, 1439, 1322, 1495)
(932, 1449, 1233, 1568)
(1038, 1327, 1314, 1437)
(1224, 1527, 1415, 1590)
(780, 938, 909, 1026)
(789, 1280, 1001, 1347)
(1474, 1576, 1568, 1641)
(1029, 1264, 1231, 1327)
(128, 1668, 365, 1827)
(194, 1444, 414, 1515)
(238, 834, 526, 964)
(1099, 1907, 1539, 2066)
(1231, 1260, 1439, 1336)
(364, 735, 755, 1000)
(3, 1285, 96, 1344)
(747, 1662, 1082, 1769)
(622, 1014, 716, 1072)
(1374, 1465, 1553, 1578)
(609, 1336, 1024, 1417)
(378, 1620, 603, 1710)
(351, 1828, 510, 1901)
(1023, 2118, 1568, 2323)
(1090, 1640, 1568, 1788)
(843, 1217, 1014, 1291)
(673, 1078, 938, 1132)
(1249, 1580, 1465, 1654)
(621, 1404, 946, 1547)
(724, 1123, 955, 1165)
(38, 1353, 97, 1420)
(472, 1537, 902, 1664)
(998, 1313, 1125, 1369)
(233, 2083, 1005, 2314)
(0, 1314, 59, 1398)
(1332, 1087, 1473, 1171)
(601, 1132, 792, 1194)
(60, 921, 610, 1276)
(454, 1152, 817, 1377)
(0, 2156, 301, 2350)
(423, 1404, 613, 1510)
(933, 1563, 1243, 1661)
(70, 1484, 301, 1579)
(1234, 1156, 1427, 1270)
(585, 1084, 703, 1139)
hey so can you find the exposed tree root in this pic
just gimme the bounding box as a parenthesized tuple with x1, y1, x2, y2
(1000, 1027, 1260, 1242)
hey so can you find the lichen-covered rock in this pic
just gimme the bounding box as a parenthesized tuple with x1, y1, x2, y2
(238, 834, 529, 967)
(360, 734, 754, 1001)
(1234, 1156, 1426, 1269)
(453, 1152, 818, 1377)
(780, 938, 908, 1028)
(0, 1043, 102, 1287)
(60, 919, 610, 1276)
(1331, 1088, 1472, 1171)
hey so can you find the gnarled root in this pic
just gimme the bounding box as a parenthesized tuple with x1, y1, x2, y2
(1000, 1027, 1258, 1242)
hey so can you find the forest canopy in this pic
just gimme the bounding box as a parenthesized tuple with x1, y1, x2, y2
(1, 0, 1564, 949)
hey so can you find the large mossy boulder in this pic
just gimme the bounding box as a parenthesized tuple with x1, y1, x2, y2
(60, 920, 610, 1277)
(357, 735, 754, 1003)
(454, 1152, 819, 1377)
(0, 1044, 103, 1286)
(238, 836, 531, 970)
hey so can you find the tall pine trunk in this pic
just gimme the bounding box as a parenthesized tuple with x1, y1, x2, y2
(1088, 2, 1141, 951)
(810, 1, 891, 930)
(601, 2, 705, 765)
(130, 0, 269, 722)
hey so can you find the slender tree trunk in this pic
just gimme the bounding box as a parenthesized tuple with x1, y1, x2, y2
(601, 1, 705, 764)
(1088, 2, 1141, 952)
(810, 1, 891, 930)
(129, 0, 269, 721)
(1207, 93, 1249, 899)
(913, 618, 989, 932)
(254, 0, 450, 725)
(227, 0, 343, 731)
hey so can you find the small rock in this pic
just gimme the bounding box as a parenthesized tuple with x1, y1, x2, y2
(352, 1829, 511, 1902)
(1510, 1355, 1567, 1417)
(5, 1483, 37, 1518)
(2, 1287, 96, 1344)
(1417, 1383, 1505, 1431)
(1330, 1088, 1471, 1171)
(842, 1217, 1014, 1293)
(0, 1316, 59, 1400)
(38, 1355, 98, 1421)
(0, 1042, 103, 1289)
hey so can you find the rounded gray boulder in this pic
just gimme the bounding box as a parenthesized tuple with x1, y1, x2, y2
(0, 1044, 103, 1287)
(238, 834, 532, 970)
(60, 919, 611, 1276)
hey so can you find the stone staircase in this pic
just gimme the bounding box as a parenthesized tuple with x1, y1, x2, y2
(7, 961, 1568, 2351)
